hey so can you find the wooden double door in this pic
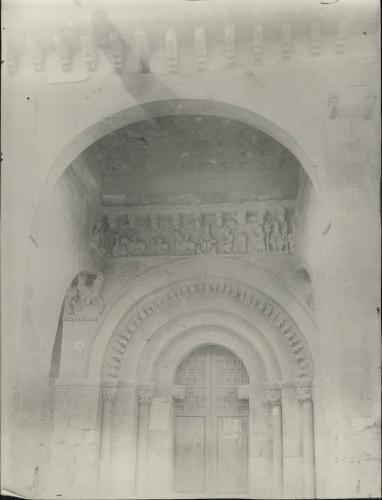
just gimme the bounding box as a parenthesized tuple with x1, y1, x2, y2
(174, 345, 250, 496)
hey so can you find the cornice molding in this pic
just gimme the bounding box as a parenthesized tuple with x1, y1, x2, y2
(4, 12, 377, 77)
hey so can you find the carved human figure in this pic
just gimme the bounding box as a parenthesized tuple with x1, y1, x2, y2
(216, 212, 224, 228)
(279, 212, 289, 252)
(150, 236, 170, 255)
(150, 213, 159, 231)
(67, 272, 105, 315)
(194, 213, 202, 230)
(160, 216, 171, 232)
(233, 230, 248, 254)
(174, 231, 196, 255)
(247, 214, 266, 253)
(92, 221, 104, 250)
(103, 218, 117, 257)
(127, 234, 147, 256)
(92, 218, 115, 257)
(264, 219, 271, 252)
(197, 224, 217, 255)
(287, 233, 295, 254)
(218, 226, 234, 254)
(172, 213, 181, 230)
(269, 220, 285, 252)
(112, 233, 122, 257)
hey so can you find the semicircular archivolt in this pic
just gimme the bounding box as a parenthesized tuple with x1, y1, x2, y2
(101, 278, 314, 384)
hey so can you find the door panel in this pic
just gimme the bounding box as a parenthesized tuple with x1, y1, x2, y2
(217, 416, 248, 493)
(175, 416, 205, 492)
(174, 345, 249, 495)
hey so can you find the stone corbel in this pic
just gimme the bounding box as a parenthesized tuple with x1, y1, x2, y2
(53, 35, 72, 72)
(27, 37, 45, 73)
(335, 20, 347, 55)
(195, 26, 207, 71)
(135, 30, 150, 73)
(81, 34, 98, 72)
(225, 24, 236, 64)
(310, 21, 321, 57)
(109, 32, 125, 73)
(281, 24, 292, 60)
(5, 40, 18, 73)
(165, 29, 178, 73)
(328, 95, 339, 120)
(253, 25, 263, 62)
(362, 96, 376, 120)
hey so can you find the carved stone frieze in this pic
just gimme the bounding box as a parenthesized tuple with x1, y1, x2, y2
(92, 201, 295, 258)
(101, 279, 313, 385)
(64, 272, 105, 321)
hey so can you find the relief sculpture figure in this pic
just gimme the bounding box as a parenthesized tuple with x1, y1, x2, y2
(246, 214, 266, 253)
(150, 236, 170, 255)
(66, 272, 105, 315)
(174, 230, 196, 255)
(127, 234, 147, 256)
(94, 206, 294, 257)
(218, 227, 234, 254)
(197, 224, 217, 255)
(279, 213, 289, 252)
(92, 218, 115, 257)
(269, 221, 284, 252)
(233, 230, 248, 254)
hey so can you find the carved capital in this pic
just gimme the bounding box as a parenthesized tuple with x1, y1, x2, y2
(264, 383, 282, 406)
(296, 384, 313, 402)
(171, 385, 186, 400)
(102, 385, 118, 403)
(137, 383, 155, 405)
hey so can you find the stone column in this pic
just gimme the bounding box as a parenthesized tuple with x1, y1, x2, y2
(135, 383, 155, 496)
(297, 383, 316, 499)
(265, 384, 283, 499)
(99, 385, 118, 494)
(110, 382, 138, 496)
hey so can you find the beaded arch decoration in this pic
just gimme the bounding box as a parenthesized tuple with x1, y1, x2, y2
(101, 278, 313, 384)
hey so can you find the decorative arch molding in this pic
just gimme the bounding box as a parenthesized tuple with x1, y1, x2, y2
(138, 323, 277, 386)
(101, 277, 314, 385)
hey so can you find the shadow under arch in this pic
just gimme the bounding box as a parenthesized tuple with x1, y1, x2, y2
(35, 98, 330, 235)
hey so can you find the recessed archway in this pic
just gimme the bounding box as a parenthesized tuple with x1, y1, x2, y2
(35, 98, 329, 238)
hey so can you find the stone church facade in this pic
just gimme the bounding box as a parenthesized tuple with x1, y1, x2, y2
(2, 0, 380, 498)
